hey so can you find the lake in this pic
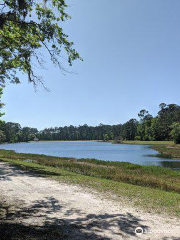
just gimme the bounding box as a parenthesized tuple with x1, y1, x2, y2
(0, 141, 180, 170)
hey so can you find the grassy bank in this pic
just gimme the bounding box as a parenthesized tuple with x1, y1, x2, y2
(151, 145, 180, 159)
(122, 140, 180, 159)
(122, 140, 173, 145)
(1, 149, 180, 192)
(0, 152, 180, 217)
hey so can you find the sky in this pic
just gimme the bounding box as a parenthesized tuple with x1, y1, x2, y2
(2, 0, 180, 130)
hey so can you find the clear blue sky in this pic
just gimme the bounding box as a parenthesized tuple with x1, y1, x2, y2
(2, 0, 180, 130)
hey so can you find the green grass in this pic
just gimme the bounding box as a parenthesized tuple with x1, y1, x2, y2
(1, 149, 180, 193)
(151, 145, 180, 159)
(1, 157, 180, 217)
(122, 140, 174, 145)
(122, 140, 180, 159)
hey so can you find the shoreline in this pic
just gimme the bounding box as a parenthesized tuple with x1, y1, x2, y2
(0, 149, 180, 218)
(0, 140, 103, 145)
(1, 140, 180, 160)
(121, 141, 180, 159)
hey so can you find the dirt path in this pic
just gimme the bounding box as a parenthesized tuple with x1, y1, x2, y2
(0, 162, 179, 240)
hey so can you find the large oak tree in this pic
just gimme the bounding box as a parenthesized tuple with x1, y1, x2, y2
(0, 0, 81, 88)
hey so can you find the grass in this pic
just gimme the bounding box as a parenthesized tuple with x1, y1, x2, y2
(122, 140, 180, 159)
(0, 149, 180, 216)
(151, 145, 180, 159)
(122, 140, 174, 145)
(1, 156, 180, 217)
(1, 149, 180, 193)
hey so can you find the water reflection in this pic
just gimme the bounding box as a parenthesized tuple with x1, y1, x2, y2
(0, 141, 180, 170)
(160, 161, 180, 170)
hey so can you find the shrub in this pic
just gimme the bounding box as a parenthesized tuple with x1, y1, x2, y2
(170, 123, 180, 144)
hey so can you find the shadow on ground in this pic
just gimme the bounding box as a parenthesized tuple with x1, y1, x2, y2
(0, 196, 148, 240)
(0, 162, 149, 239)
(0, 160, 74, 181)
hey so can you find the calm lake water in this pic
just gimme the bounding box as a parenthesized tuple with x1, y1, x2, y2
(0, 141, 180, 170)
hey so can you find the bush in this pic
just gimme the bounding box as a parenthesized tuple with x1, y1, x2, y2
(135, 136, 141, 140)
(170, 123, 180, 144)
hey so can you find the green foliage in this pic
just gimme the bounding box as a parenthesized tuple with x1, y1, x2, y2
(103, 134, 109, 142)
(121, 119, 138, 140)
(0, 88, 5, 143)
(0, 0, 81, 87)
(171, 123, 180, 144)
(134, 136, 141, 141)
(0, 130, 5, 143)
(3, 122, 38, 143)
(136, 103, 180, 142)
(0, 119, 5, 143)
(1, 102, 180, 143)
(0, 88, 4, 118)
(37, 124, 122, 141)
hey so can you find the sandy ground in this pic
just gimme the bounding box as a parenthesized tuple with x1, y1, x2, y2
(0, 162, 179, 240)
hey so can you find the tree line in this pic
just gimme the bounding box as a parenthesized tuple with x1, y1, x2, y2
(0, 90, 180, 144)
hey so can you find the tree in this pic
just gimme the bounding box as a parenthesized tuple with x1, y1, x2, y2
(150, 118, 163, 140)
(170, 123, 180, 144)
(138, 109, 152, 122)
(20, 127, 38, 142)
(103, 134, 109, 142)
(137, 110, 153, 140)
(0, 88, 5, 143)
(0, 88, 4, 117)
(0, 0, 81, 88)
(0, 130, 5, 143)
(4, 122, 21, 142)
(157, 104, 180, 140)
(2, 103, 180, 143)
(122, 119, 138, 140)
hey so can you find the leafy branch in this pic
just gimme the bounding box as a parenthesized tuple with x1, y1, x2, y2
(0, 0, 82, 88)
